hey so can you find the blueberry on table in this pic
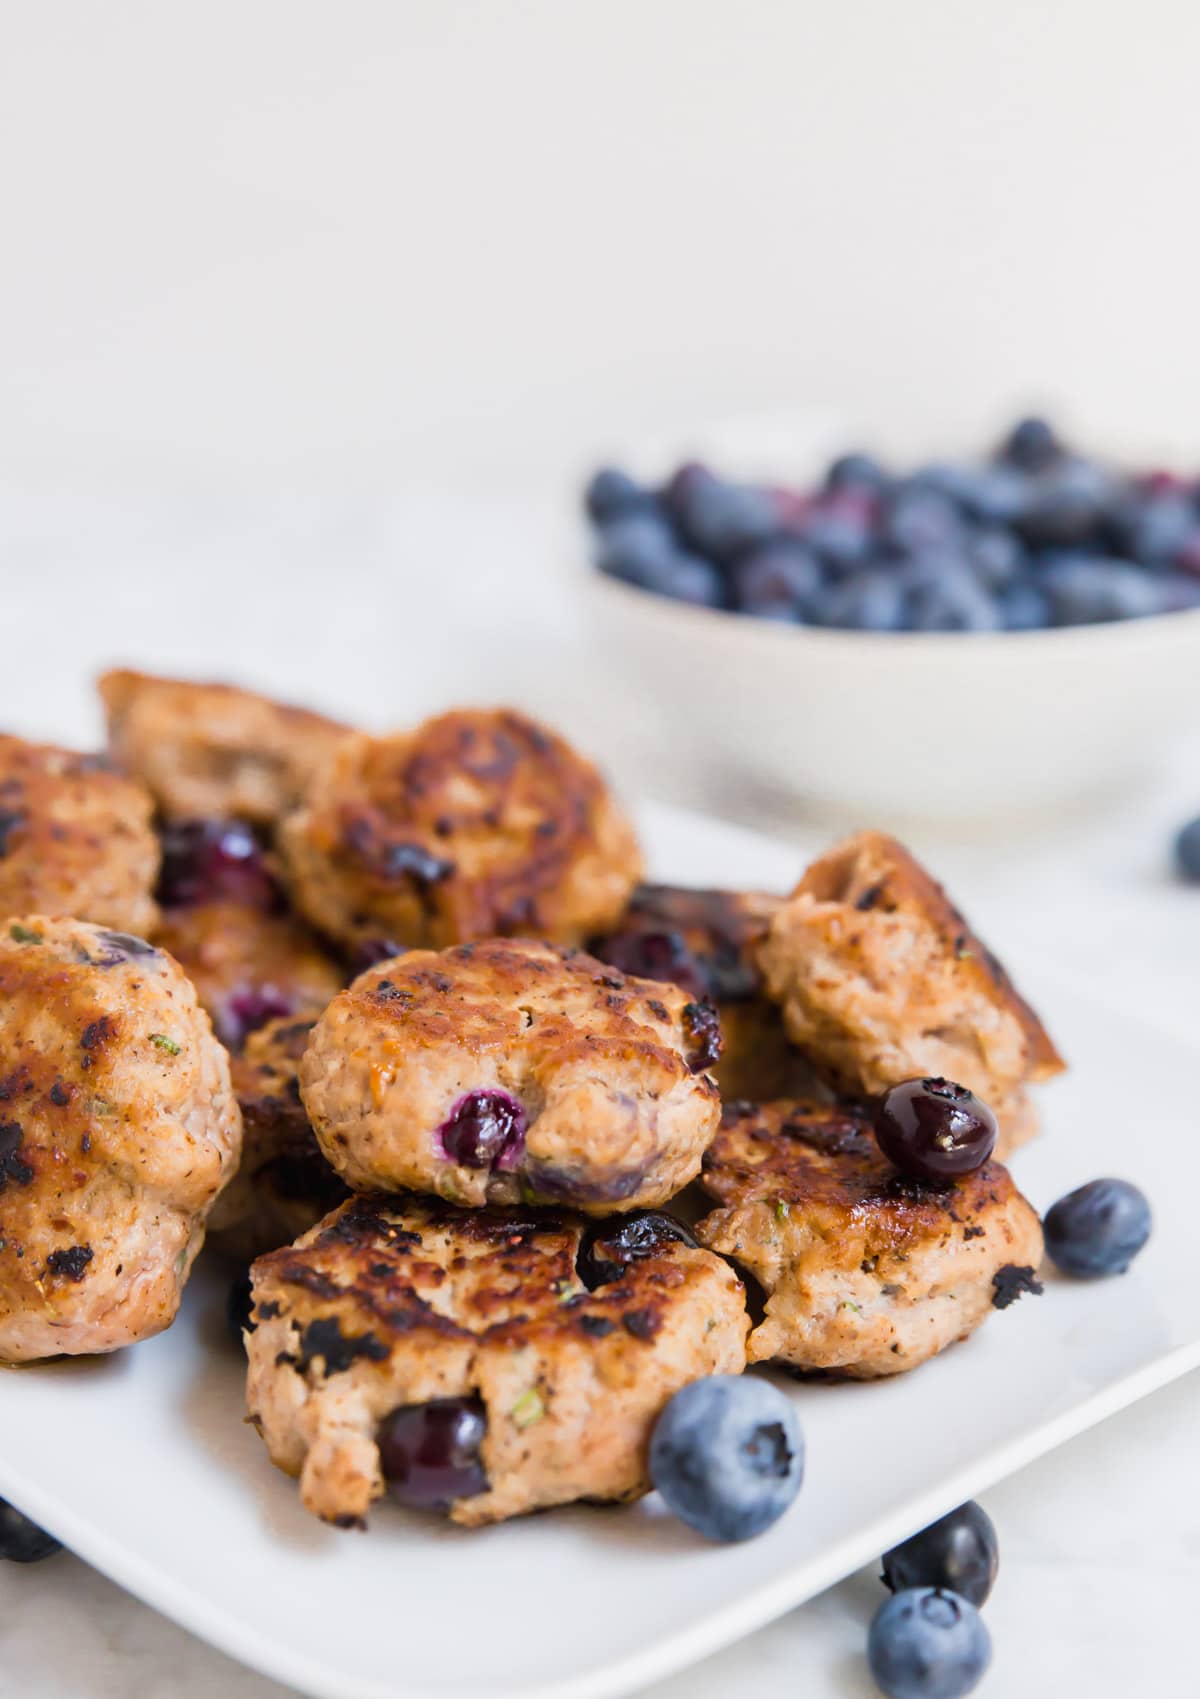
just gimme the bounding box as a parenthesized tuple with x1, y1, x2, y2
(378, 1397, 489, 1510)
(868, 1588, 991, 1699)
(649, 1374, 803, 1542)
(874, 1078, 998, 1182)
(1175, 817, 1200, 882)
(882, 1501, 999, 1607)
(0, 1498, 61, 1564)
(1043, 1178, 1151, 1278)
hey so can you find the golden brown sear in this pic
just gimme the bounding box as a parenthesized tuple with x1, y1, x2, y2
(277, 709, 642, 953)
(0, 735, 159, 936)
(757, 832, 1065, 1156)
(591, 883, 820, 1102)
(300, 938, 721, 1213)
(153, 899, 343, 1051)
(98, 668, 352, 825)
(245, 1194, 748, 1527)
(0, 915, 241, 1361)
(696, 1099, 1044, 1379)
(208, 1016, 348, 1262)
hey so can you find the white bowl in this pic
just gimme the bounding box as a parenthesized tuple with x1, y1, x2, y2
(586, 572, 1200, 827)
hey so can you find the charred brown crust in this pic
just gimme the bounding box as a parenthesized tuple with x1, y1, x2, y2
(278, 709, 642, 950)
(253, 1194, 701, 1352)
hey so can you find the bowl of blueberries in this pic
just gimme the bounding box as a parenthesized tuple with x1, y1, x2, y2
(583, 417, 1200, 822)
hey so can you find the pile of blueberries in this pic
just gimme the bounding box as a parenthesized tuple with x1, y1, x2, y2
(585, 417, 1200, 632)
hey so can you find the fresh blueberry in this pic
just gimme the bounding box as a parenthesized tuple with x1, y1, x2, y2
(1175, 815, 1200, 881)
(577, 1210, 698, 1291)
(883, 486, 965, 557)
(730, 541, 823, 621)
(907, 462, 983, 510)
(378, 1397, 489, 1509)
(584, 467, 655, 524)
(1041, 555, 1163, 624)
(593, 512, 680, 589)
(907, 565, 1001, 633)
(799, 489, 878, 569)
(1043, 1178, 1152, 1278)
(649, 1375, 803, 1542)
(652, 553, 727, 608)
(664, 464, 778, 559)
(157, 818, 280, 910)
(1113, 489, 1195, 565)
(967, 526, 1026, 591)
(227, 1272, 256, 1346)
(882, 1502, 998, 1607)
(814, 570, 908, 632)
(874, 1077, 998, 1182)
(868, 1588, 991, 1699)
(956, 463, 1030, 526)
(1018, 459, 1116, 548)
(0, 1499, 61, 1564)
(825, 452, 888, 492)
(998, 576, 1052, 631)
(997, 414, 1062, 473)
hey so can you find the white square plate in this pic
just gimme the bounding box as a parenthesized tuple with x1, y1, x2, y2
(0, 802, 1195, 1699)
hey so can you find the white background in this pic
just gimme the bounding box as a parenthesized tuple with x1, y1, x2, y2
(1, 5, 1200, 1696)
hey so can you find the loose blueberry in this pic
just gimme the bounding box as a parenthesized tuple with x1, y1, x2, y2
(584, 467, 655, 524)
(997, 415, 1062, 472)
(730, 540, 823, 621)
(157, 818, 279, 910)
(227, 1273, 256, 1346)
(378, 1397, 489, 1509)
(1043, 1178, 1152, 1278)
(874, 1078, 998, 1183)
(1175, 816, 1200, 882)
(438, 1089, 526, 1170)
(577, 1210, 698, 1291)
(868, 1588, 991, 1699)
(882, 1502, 998, 1607)
(650, 1375, 803, 1542)
(0, 1498, 61, 1564)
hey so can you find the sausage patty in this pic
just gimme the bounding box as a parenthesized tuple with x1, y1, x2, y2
(0, 915, 241, 1360)
(278, 709, 642, 952)
(0, 735, 158, 936)
(245, 1194, 748, 1526)
(696, 1098, 1044, 1379)
(756, 832, 1065, 1155)
(299, 938, 722, 1213)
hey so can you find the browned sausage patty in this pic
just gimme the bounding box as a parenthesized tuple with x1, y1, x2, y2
(696, 1098, 1044, 1379)
(99, 668, 352, 825)
(246, 1194, 748, 1526)
(299, 938, 722, 1213)
(278, 709, 642, 952)
(0, 735, 159, 936)
(757, 832, 1065, 1156)
(0, 916, 241, 1360)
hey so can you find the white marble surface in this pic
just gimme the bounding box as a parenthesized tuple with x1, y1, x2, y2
(0, 482, 1196, 1698)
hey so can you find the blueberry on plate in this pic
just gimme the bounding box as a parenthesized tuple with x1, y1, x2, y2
(0, 1498, 61, 1564)
(1175, 816, 1200, 882)
(1042, 1178, 1152, 1278)
(868, 1588, 991, 1699)
(882, 1501, 998, 1607)
(874, 1078, 998, 1182)
(649, 1374, 803, 1542)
